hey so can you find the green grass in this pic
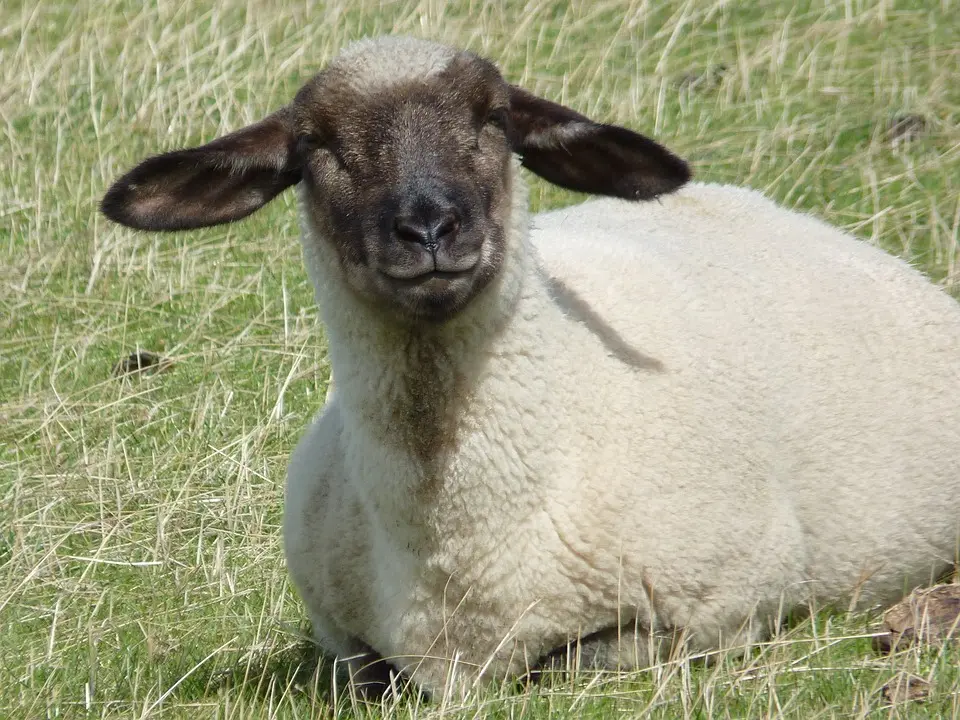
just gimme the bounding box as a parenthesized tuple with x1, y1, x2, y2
(2, 0, 959, 717)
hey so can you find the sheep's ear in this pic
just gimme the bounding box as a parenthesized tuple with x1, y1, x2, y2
(506, 86, 690, 200)
(101, 110, 300, 231)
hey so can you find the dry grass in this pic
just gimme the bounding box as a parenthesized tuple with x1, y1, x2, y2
(1, 0, 958, 717)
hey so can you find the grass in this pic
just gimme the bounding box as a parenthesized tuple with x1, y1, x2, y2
(1, 0, 958, 717)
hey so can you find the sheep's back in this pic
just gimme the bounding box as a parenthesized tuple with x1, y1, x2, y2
(529, 182, 960, 606)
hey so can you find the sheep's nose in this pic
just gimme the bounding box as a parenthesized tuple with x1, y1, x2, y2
(393, 208, 460, 251)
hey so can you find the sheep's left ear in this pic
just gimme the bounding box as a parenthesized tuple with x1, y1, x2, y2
(101, 109, 300, 231)
(506, 86, 690, 200)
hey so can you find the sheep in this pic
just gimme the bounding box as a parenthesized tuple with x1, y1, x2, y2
(101, 35, 960, 698)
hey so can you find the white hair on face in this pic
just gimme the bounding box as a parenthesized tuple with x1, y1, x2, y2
(329, 36, 457, 94)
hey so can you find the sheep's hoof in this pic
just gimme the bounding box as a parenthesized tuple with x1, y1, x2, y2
(873, 584, 960, 653)
(347, 657, 395, 700)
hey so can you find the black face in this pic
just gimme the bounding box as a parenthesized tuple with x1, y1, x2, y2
(99, 40, 691, 324)
(294, 57, 514, 322)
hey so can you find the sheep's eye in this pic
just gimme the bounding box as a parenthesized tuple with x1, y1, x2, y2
(486, 107, 509, 131)
(299, 134, 350, 171)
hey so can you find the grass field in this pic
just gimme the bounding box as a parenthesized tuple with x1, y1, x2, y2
(2, 0, 959, 717)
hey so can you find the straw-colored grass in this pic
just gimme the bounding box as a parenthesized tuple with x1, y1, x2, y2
(2, 0, 958, 717)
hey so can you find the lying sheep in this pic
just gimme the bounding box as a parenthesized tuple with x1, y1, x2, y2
(101, 36, 960, 697)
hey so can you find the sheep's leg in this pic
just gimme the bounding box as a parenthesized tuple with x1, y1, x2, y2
(311, 613, 395, 697)
(540, 624, 666, 674)
(540, 618, 768, 675)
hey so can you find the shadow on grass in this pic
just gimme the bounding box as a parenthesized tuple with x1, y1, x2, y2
(182, 637, 425, 710)
(193, 638, 338, 708)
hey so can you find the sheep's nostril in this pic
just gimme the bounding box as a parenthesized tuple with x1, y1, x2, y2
(394, 217, 431, 246)
(433, 213, 460, 242)
(393, 210, 460, 250)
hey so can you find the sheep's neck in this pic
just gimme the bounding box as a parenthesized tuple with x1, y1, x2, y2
(327, 239, 531, 464)
(326, 261, 565, 535)
(302, 169, 571, 534)
(359, 319, 494, 471)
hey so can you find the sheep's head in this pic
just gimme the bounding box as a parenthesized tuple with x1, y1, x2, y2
(102, 37, 690, 322)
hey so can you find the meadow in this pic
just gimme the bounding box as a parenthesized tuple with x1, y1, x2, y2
(1, 0, 958, 717)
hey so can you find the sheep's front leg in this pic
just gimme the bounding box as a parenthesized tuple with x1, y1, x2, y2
(541, 616, 771, 676)
(311, 613, 396, 697)
(540, 624, 663, 674)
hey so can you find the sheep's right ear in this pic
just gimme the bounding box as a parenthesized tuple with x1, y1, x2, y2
(101, 110, 300, 231)
(506, 87, 690, 200)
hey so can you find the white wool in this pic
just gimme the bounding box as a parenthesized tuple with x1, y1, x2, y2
(328, 36, 456, 95)
(285, 167, 960, 694)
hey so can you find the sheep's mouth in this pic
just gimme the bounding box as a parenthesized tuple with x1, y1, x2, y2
(376, 264, 485, 322)
(383, 269, 473, 285)
(372, 245, 493, 319)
